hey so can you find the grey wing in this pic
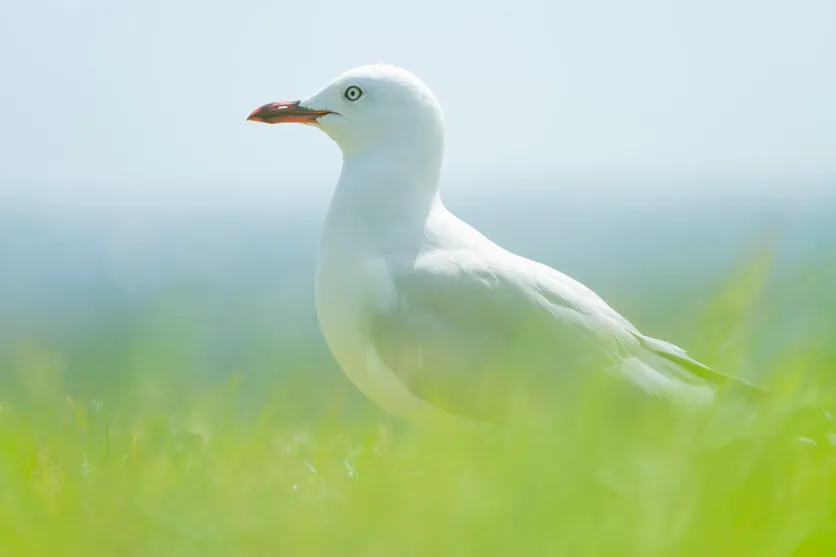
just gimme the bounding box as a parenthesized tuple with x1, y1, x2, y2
(368, 252, 620, 421)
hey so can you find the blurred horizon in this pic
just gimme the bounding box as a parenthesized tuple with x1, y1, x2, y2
(2, 182, 833, 390)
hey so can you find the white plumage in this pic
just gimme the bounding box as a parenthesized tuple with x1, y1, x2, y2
(248, 64, 762, 424)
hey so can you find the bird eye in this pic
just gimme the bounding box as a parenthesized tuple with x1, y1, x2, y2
(344, 86, 363, 102)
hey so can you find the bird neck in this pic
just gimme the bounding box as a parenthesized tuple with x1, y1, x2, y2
(323, 145, 444, 246)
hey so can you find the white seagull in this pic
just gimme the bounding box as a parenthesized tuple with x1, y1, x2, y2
(248, 64, 763, 425)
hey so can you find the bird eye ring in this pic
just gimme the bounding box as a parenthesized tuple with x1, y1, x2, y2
(344, 86, 363, 102)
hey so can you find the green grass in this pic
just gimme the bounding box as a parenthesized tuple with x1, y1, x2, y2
(1, 259, 835, 556)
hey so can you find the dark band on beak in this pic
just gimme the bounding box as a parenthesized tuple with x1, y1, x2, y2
(247, 100, 332, 124)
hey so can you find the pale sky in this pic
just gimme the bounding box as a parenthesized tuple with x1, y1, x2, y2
(1, 0, 834, 210)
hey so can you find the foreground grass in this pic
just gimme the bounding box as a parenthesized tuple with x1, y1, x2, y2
(2, 261, 835, 556)
(3, 348, 836, 556)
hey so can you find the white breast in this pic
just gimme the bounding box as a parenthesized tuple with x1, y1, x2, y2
(314, 249, 463, 424)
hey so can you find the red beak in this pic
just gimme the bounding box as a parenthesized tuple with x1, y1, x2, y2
(247, 100, 332, 124)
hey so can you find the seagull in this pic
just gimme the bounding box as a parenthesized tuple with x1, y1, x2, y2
(247, 64, 764, 425)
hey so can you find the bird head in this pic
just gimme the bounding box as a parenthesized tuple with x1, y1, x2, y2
(248, 64, 445, 157)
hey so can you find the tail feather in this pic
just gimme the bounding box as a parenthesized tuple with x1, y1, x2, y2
(633, 333, 768, 398)
(633, 333, 836, 446)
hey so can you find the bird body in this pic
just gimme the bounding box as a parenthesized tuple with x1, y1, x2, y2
(248, 64, 761, 424)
